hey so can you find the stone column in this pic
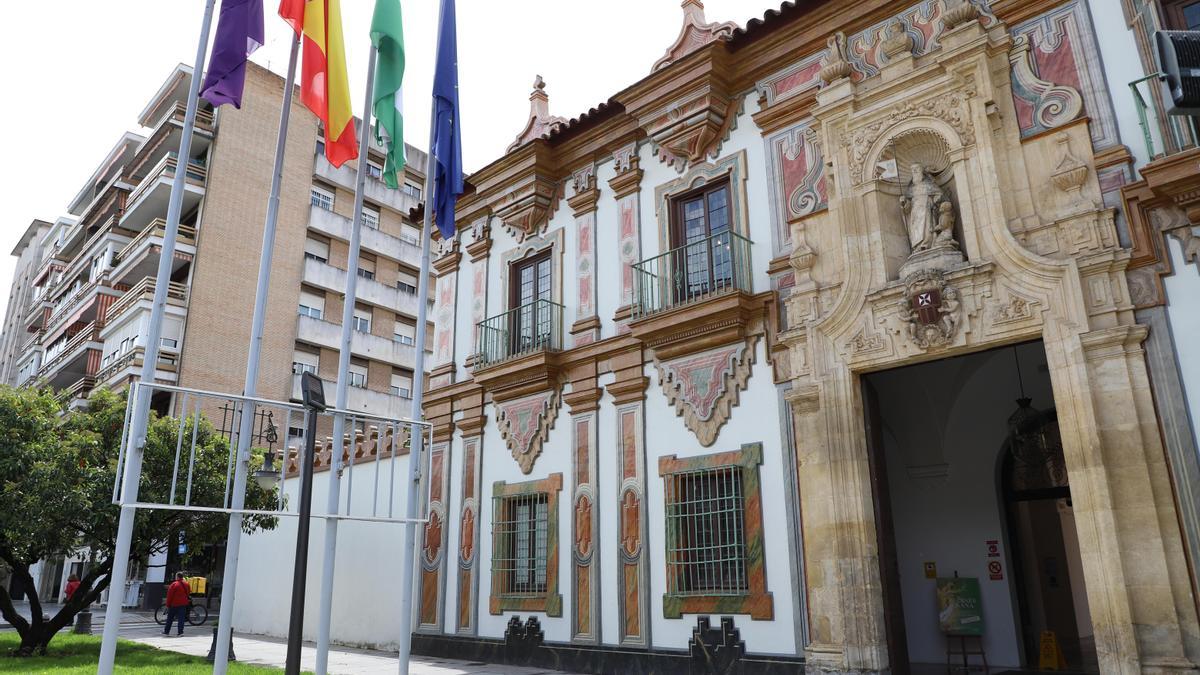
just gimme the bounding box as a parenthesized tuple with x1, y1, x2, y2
(785, 360, 890, 674)
(609, 142, 644, 329)
(564, 364, 601, 643)
(1049, 323, 1200, 674)
(606, 345, 651, 647)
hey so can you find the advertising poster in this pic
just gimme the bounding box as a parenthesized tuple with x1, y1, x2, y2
(937, 577, 984, 636)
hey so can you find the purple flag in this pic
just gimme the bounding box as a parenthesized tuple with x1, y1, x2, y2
(200, 0, 264, 108)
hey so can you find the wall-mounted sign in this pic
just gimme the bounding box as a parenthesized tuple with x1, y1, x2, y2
(924, 561, 937, 579)
(986, 539, 1000, 557)
(988, 560, 1003, 580)
(937, 577, 984, 636)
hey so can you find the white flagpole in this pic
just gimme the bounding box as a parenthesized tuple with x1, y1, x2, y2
(314, 45, 379, 675)
(211, 31, 302, 675)
(98, 1, 216, 672)
(397, 105, 437, 675)
(397, 69, 445, 675)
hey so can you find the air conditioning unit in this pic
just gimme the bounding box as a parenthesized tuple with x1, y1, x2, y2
(1156, 30, 1200, 115)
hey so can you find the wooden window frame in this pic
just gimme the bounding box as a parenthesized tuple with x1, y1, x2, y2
(657, 443, 773, 620)
(1164, 0, 1200, 30)
(489, 473, 563, 616)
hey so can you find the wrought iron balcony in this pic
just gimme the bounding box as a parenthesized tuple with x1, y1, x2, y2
(475, 299, 564, 369)
(1130, 73, 1200, 160)
(632, 230, 753, 319)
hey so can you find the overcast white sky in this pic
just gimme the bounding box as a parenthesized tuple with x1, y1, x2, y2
(0, 0, 771, 324)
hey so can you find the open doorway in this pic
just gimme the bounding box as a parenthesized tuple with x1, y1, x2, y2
(862, 341, 1098, 672)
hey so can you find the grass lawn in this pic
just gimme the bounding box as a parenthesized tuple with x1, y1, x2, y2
(0, 631, 284, 673)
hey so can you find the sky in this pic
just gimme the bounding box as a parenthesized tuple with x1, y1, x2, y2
(0, 0, 771, 325)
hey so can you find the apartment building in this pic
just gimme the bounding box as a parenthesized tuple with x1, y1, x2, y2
(0, 218, 53, 385)
(1, 61, 431, 427)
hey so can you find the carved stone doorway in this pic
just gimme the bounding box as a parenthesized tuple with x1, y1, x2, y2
(860, 341, 1095, 672)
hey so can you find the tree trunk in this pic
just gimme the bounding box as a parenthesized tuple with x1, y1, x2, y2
(0, 553, 113, 656)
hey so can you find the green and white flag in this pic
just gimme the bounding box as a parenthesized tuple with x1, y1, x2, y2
(371, 0, 406, 187)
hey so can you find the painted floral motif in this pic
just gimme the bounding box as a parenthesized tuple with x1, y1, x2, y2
(460, 506, 475, 563)
(423, 510, 443, 565)
(620, 489, 641, 558)
(575, 494, 593, 559)
(656, 339, 757, 446)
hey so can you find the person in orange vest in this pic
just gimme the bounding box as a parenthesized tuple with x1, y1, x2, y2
(163, 572, 191, 637)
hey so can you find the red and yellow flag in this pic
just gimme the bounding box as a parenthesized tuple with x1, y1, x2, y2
(279, 0, 357, 167)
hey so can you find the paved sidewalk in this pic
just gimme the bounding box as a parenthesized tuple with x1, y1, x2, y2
(122, 623, 576, 675)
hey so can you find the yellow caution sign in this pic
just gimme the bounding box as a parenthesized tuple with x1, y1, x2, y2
(1038, 630, 1067, 671)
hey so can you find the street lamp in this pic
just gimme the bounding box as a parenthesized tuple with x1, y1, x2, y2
(253, 417, 281, 490)
(286, 372, 325, 675)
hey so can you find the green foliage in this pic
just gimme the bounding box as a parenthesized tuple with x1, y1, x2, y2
(0, 385, 280, 655)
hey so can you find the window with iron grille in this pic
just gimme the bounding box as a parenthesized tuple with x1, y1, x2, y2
(657, 443, 773, 619)
(493, 492, 549, 595)
(489, 473, 563, 616)
(664, 464, 748, 596)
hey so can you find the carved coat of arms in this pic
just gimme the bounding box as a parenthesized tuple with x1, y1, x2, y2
(899, 270, 961, 349)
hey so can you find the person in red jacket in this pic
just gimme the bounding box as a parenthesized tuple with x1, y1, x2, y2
(63, 574, 80, 602)
(163, 572, 191, 636)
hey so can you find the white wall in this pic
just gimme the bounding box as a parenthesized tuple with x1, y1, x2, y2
(1163, 235, 1200, 457)
(1085, 0, 1155, 169)
(232, 452, 414, 650)
(642, 340, 798, 655)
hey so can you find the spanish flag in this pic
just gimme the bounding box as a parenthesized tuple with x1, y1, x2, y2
(279, 0, 357, 168)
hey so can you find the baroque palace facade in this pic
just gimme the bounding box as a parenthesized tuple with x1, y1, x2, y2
(231, 0, 1200, 673)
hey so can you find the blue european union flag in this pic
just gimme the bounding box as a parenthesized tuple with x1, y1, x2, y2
(431, 0, 463, 240)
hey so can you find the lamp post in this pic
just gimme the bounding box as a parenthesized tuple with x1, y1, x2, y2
(286, 372, 326, 675)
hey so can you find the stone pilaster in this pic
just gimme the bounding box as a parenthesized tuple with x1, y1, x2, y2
(564, 366, 601, 644)
(429, 246, 461, 390)
(455, 403, 485, 635)
(417, 440, 451, 632)
(569, 164, 601, 346)
(606, 345, 651, 647)
(609, 142, 644, 330)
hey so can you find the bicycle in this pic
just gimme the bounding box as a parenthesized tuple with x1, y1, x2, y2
(154, 601, 208, 626)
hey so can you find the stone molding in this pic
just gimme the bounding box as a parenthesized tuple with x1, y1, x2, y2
(654, 337, 758, 447)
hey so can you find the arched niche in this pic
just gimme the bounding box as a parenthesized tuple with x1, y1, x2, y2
(860, 122, 969, 283)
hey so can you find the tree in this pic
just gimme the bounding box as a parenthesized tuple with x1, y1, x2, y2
(0, 386, 279, 656)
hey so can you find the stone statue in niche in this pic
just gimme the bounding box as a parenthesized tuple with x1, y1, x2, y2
(897, 162, 965, 279)
(901, 163, 948, 252)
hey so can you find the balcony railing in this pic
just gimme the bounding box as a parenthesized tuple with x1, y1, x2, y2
(632, 231, 753, 319)
(475, 299, 564, 368)
(1130, 73, 1200, 160)
(40, 322, 100, 375)
(105, 276, 188, 324)
(114, 219, 197, 264)
(96, 346, 179, 386)
(126, 153, 208, 208)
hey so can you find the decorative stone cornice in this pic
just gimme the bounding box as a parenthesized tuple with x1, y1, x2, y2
(432, 249, 461, 276)
(562, 384, 602, 414)
(606, 375, 650, 405)
(608, 144, 644, 198)
(567, 164, 600, 215)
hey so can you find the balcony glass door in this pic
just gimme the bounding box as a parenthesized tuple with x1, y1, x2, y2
(510, 252, 552, 353)
(673, 182, 732, 302)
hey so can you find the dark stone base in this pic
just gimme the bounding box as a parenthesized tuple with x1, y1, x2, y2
(412, 620, 804, 675)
